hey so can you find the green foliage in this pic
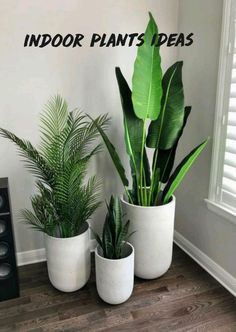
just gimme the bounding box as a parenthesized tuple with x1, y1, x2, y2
(0, 95, 108, 237)
(91, 13, 208, 206)
(87, 113, 129, 188)
(156, 106, 192, 184)
(132, 12, 163, 121)
(93, 196, 132, 259)
(115, 67, 151, 204)
(146, 61, 184, 150)
(162, 139, 209, 204)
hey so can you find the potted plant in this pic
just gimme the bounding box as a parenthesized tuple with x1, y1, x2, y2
(90, 13, 208, 279)
(0, 95, 108, 291)
(93, 196, 134, 305)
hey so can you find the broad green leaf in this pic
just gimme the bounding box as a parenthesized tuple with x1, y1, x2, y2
(162, 139, 208, 204)
(116, 67, 142, 176)
(129, 159, 138, 204)
(143, 149, 151, 186)
(116, 67, 150, 188)
(87, 114, 129, 187)
(132, 12, 162, 120)
(157, 106, 192, 183)
(147, 61, 184, 149)
(150, 167, 160, 205)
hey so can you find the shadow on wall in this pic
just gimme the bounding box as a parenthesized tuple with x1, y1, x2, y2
(79, 59, 128, 234)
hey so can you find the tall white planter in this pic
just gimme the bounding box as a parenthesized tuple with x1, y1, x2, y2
(44, 222, 91, 292)
(95, 242, 134, 305)
(121, 196, 176, 279)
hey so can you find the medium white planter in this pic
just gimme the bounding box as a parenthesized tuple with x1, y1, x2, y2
(121, 196, 176, 279)
(95, 242, 134, 305)
(44, 222, 91, 292)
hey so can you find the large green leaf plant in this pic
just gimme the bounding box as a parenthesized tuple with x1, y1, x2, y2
(0, 95, 108, 237)
(91, 13, 208, 206)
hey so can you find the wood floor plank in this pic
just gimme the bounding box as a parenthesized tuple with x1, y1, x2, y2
(176, 311, 236, 332)
(0, 244, 235, 332)
(8, 272, 220, 330)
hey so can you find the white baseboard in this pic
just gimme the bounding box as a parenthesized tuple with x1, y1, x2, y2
(16, 239, 98, 266)
(17, 248, 46, 266)
(174, 230, 236, 297)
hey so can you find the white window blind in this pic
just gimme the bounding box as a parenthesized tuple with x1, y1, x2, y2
(221, 1, 236, 211)
(207, 0, 236, 222)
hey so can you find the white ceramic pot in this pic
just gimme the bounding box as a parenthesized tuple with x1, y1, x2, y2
(121, 196, 176, 279)
(95, 242, 134, 305)
(44, 222, 91, 292)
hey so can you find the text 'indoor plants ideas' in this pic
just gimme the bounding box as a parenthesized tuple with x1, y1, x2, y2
(91, 12, 208, 279)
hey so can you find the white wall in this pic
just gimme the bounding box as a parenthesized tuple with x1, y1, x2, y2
(176, 0, 236, 278)
(0, 0, 179, 253)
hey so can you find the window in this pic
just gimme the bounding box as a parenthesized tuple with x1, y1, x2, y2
(206, 0, 236, 224)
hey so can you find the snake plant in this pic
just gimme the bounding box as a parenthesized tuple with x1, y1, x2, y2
(92, 196, 131, 259)
(90, 12, 208, 206)
(0, 95, 108, 237)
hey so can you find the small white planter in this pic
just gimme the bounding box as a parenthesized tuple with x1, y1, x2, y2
(95, 242, 134, 305)
(121, 196, 176, 279)
(44, 222, 91, 292)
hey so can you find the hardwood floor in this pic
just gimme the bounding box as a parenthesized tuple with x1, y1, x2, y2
(0, 245, 236, 331)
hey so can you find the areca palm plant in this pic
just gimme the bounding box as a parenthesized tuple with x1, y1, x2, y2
(90, 13, 208, 206)
(0, 95, 108, 237)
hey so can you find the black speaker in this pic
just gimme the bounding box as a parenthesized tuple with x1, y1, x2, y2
(0, 178, 19, 301)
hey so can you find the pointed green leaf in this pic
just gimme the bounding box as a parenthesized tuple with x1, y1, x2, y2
(162, 139, 208, 204)
(108, 195, 122, 245)
(116, 67, 142, 175)
(150, 167, 160, 205)
(102, 213, 113, 258)
(90, 229, 103, 248)
(157, 106, 192, 183)
(87, 114, 129, 187)
(147, 61, 184, 149)
(132, 12, 162, 120)
(116, 67, 150, 188)
(143, 149, 151, 186)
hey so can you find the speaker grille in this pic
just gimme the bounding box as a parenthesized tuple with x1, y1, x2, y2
(0, 178, 19, 301)
(0, 188, 10, 214)
(0, 220, 6, 236)
(0, 263, 12, 279)
(0, 242, 9, 258)
(0, 195, 5, 210)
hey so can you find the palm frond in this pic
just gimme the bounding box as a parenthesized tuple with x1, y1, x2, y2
(1, 95, 106, 237)
(40, 95, 68, 141)
(70, 114, 110, 159)
(0, 129, 54, 186)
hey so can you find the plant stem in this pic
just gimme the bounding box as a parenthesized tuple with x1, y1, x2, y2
(139, 119, 146, 206)
(143, 169, 147, 205)
(125, 186, 134, 205)
(149, 148, 159, 205)
(154, 181, 161, 206)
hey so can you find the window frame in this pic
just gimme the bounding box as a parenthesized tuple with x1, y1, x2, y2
(206, 0, 236, 225)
